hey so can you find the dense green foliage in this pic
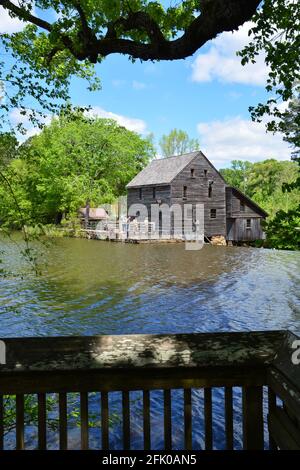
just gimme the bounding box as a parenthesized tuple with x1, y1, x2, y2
(264, 206, 300, 250)
(159, 128, 199, 158)
(0, 132, 18, 167)
(261, 91, 300, 250)
(0, 23, 100, 131)
(220, 159, 300, 219)
(220, 158, 300, 249)
(282, 91, 300, 161)
(238, 0, 300, 135)
(0, 113, 154, 227)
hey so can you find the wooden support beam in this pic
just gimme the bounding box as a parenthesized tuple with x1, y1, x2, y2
(164, 389, 172, 450)
(122, 391, 130, 449)
(184, 388, 192, 450)
(80, 392, 89, 450)
(242, 386, 264, 450)
(204, 387, 212, 450)
(38, 393, 47, 450)
(268, 387, 277, 450)
(101, 391, 109, 450)
(16, 394, 24, 450)
(143, 390, 151, 450)
(59, 393, 67, 450)
(225, 386, 233, 450)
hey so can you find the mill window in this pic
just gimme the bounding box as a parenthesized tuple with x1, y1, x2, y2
(210, 209, 216, 219)
(191, 168, 195, 178)
(139, 188, 142, 199)
(246, 219, 251, 228)
(183, 186, 187, 198)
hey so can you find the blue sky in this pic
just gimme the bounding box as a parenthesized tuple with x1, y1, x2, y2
(0, 5, 292, 168)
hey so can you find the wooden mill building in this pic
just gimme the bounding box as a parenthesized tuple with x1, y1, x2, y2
(126, 151, 267, 242)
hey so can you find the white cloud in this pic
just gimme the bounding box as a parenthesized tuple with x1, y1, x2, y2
(10, 108, 31, 125)
(227, 91, 242, 100)
(132, 80, 147, 90)
(0, 2, 33, 34)
(9, 108, 52, 139)
(197, 116, 292, 167)
(112, 79, 126, 88)
(9, 106, 147, 137)
(88, 106, 147, 134)
(191, 22, 268, 86)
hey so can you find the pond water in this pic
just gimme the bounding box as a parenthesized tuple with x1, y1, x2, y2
(1, 237, 300, 337)
(0, 237, 300, 449)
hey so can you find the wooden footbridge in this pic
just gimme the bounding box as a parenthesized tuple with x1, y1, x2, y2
(0, 330, 299, 450)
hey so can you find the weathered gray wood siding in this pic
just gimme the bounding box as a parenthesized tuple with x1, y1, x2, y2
(170, 155, 226, 237)
(229, 190, 262, 218)
(227, 218, 264, 241)
(225, 187, 265, 241)
(127, 185, 171, 220)
(226, 187, 232, 218)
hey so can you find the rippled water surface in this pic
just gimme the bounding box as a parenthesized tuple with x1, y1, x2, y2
(0, 237, 299, 449)
(1, 237, 299, 336)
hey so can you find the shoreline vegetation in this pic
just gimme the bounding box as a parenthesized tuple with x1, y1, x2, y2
(0, 224, 286, 250)
(0, 113, 299, 252)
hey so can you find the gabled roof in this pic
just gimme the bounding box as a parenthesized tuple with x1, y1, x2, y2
(126, 151, 200, 188)
(227, 186, 268, 217)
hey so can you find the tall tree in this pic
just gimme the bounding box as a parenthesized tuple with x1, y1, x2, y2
(238, 0, 300, 136)
(0, 132, 18, 167)
(219, 160, 252, 193)
(159, 129, 199, 157)
(0, 111, 154, 226)
(0, 1, 260, 62)
(281, 89, 300, 161)
(262, 88, 300, 250)
(1, 1, 298, 138)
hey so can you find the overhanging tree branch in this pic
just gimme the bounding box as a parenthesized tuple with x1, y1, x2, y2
(0, 0, 261, 63)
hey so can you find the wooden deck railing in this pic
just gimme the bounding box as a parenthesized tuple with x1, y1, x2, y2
(0, 331, 299, 450)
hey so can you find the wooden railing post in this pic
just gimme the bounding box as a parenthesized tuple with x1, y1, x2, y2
(16, 394, 24, 450)
(204, 388, 212, 450)
(225, 387, 233, 450)
(143, 390, 151, 450)
(59, 393, 67, 450)
(184, 388, 192, 450)
(268, 387, 277, 450)
(122, 391, 130, 449)
(101, 392, 109, 450)
(80, 392, 89, 450)
(242, 386, 264, 450)
(164, 389, 172, 450)
(38, 393, 47, 450)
